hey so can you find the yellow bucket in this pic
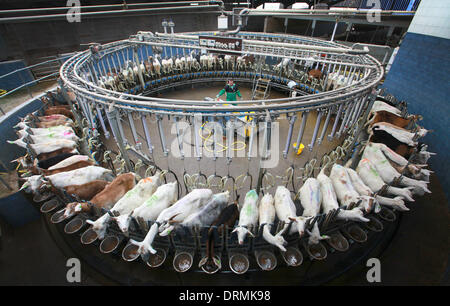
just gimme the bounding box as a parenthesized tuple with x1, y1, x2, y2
(292, 143, 305, 155)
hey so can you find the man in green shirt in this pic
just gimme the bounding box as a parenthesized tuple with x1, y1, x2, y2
(216, 80, 242, 105)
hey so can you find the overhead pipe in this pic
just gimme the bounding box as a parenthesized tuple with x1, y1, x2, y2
(0, 2, 215, 14)
(154, 32, 370, 55)
(0, 5, 222, 23)
(219, 8, 250, 36)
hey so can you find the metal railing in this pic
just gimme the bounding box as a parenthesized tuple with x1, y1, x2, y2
(0, 53, 77, 115)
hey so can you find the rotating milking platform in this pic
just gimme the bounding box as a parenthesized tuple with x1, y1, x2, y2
(4, 27, 446, 286)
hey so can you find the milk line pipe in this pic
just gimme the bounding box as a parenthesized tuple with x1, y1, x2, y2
(104, 108, 118, 142)
(267, 115, 272, 154)
(308, 110, 323, 151)
(106, 106, 133, 172)
(283, 114, 297, 159)
(141, 114, 153, 154)
(226, 119, 233, 164)
(344, 98, 362, 131)
(247, 119, 256, 161)
(193, 115, 202, 161)
(338, 103, 354, 137)
(342, 99, 359, 134)
(87, 100, 98, 131)
(113, 110, 127, 146)
(318, 107, 332, 145)
(174, 116, 185, 160)
(343, 93, 377, 166)
(212, 117, 218, 161)
(294, 111, 308, 151)
(127, 112, 141, 149)
(336, 102, 354, 137)
(349, 97, 365, 127)
(95, 105, 110, 139)
(261, 115, 270, 160)
(78, 98, 94, 129)
(327, 103, 343, 141)
(156, 115, 169, 157)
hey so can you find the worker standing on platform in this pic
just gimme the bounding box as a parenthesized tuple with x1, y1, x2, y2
(287, 80, 298, 98)
(216, 80, 242, 105)
(215, 80, 242, 139)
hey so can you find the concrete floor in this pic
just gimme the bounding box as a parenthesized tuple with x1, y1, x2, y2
(0, 81, 56, 115)
(102, 84, 342, 199)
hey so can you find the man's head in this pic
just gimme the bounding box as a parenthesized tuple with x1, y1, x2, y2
(227, 80, 234, 86)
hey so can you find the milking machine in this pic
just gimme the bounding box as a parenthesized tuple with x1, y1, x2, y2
(20, 30, 423, 280)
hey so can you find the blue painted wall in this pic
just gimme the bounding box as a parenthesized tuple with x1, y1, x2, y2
(0, 60, 35, 91)
(382, 32, 450, 202)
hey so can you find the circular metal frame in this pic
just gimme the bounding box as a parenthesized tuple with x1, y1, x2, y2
(60, 31, 383, 117)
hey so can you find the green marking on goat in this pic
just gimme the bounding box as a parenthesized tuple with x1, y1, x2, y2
(246, 189, 257, 199)
(245, 203, 254, 217)
(370, 166, 380, 177)
(145, 194, 159, 207)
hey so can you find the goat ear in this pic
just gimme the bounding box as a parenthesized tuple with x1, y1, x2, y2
(247, 230, 255, 238)
(168, 213, 180, 224)
(86, 219, 95, 225)
(198, 257, 208, 268)
(231, 227, 239, 233)
(288, 217, 297, 222)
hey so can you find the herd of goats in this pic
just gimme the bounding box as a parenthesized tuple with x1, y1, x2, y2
(6, 87, 435, 274)
(96, 50, 353, 94)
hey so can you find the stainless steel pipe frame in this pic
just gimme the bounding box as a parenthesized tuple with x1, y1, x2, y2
(60, 31, 382, 183)
(60, 31, 383, 118)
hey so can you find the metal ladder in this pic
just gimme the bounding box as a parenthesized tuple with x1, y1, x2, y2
(251, 78, 271, 100)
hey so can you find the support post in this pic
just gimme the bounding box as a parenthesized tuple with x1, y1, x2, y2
(106, 105, 133, 172)
(330, 20, 339, 42)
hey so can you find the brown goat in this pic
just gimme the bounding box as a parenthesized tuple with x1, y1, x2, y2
(368, 110, 422, 129)
(308, 69, 323, 80)
(37, 147, 77, 161)
(34, 119, 74, 128)
(64, 180, 110, 201)
(29, 159, 94, 175)
(64, 173, 136, 216)
(44, 107, 74, 120)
